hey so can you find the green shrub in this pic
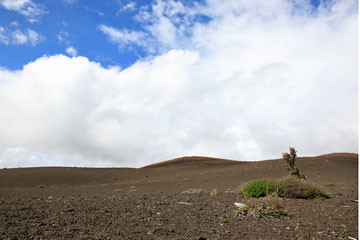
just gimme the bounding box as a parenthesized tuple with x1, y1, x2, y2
(240, 179, 277, 198)
(240, 177, 329, 199)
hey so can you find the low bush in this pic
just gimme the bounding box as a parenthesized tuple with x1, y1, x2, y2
(240, 177, 329, 199)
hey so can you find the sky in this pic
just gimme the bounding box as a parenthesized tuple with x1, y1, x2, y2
(0, 0, 358, 168)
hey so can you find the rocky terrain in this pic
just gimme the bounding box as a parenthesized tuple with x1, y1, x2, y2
(0, 153, 358, 239)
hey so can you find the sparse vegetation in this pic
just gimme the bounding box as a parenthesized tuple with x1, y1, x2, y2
(38, 184, 46, 188)
(325, 182, 335, 187)
(210, 188, 219, 196)
(240, 177, 329, 199)
(114, 188, 123, 192)
(185, 188, 206, 193)
(282, 147, 306, 179)
(236, 199, 286, 218)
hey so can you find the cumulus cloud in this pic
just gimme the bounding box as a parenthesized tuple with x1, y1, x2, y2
(0, 0, 47, 22)
(0, 27, 44, 46)
(0, 0, 357, 168)
(66, 46, 77, 57)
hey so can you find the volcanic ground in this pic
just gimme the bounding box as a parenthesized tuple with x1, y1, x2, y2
(0, 153, 358, 239)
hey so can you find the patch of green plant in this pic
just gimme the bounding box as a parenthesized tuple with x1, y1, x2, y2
(240, 179, 277, 198)
(325, 182, 335, 187)
(240, 177, 329, 199)
(38, 184, 46, 188)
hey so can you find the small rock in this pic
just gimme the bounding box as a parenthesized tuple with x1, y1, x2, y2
(225, 190, 235, 193)
(234, 202, 247, 209)
(178, 201, 192, 205)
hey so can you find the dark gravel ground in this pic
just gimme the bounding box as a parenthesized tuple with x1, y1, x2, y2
(0, 186, 357, 240)
(0, 153, 357, 239)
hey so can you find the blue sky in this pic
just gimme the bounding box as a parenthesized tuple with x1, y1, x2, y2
(0, 0, 210, 70)
(1, 0, 323, 70)
(0, 0, 357, 168)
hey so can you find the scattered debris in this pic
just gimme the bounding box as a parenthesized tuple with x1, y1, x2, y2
(225, 190, 235, 193)
(182, 189, 206, 194)
(178, 201, 193, 205)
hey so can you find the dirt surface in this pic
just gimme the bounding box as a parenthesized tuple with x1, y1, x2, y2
(0, 153, 358, 239)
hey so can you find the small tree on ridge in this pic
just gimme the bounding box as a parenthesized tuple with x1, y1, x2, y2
(282, 147, 306, 179)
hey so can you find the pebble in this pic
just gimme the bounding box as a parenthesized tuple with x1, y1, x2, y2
(234, 202, 247, 208)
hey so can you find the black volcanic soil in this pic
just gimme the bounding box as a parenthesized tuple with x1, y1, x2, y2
(0, 153, 358, 239)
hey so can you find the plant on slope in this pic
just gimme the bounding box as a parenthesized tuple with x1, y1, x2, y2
(282, 147, 306, 179)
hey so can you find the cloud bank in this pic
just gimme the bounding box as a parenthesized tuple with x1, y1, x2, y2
(0, 0, 357, 168)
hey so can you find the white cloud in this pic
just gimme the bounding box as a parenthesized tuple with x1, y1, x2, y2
(66, 46, 77, 57)
(0, 27, 44, 46)
(0, 27, 9, 45)
(0, 0, 47, 22)
(26, 29, 42, 45)
(0, 0, 357, 168)
(98, 24, 147, 49)
(12, 29, 27, 44)
(117, 1, 137, 13)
